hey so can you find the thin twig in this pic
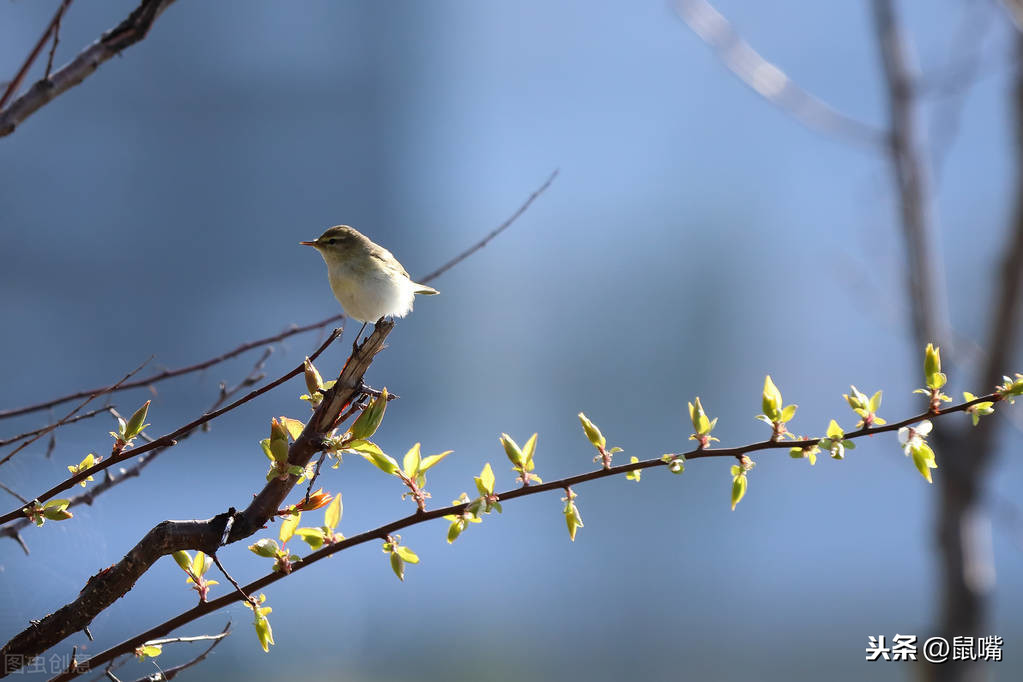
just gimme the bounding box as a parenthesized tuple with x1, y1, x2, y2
(0, 359, 150, 468)
(0, 352, 276, 551)
(673, 0, 885, 151)
(122, 624, 230, 682)
(0, 316, 342, 421)
(0, 480, 27, 504)
(44, 1, 70, 80)
(418, 169, 559, 284)
(51, 389, 1010, 680)
(0, 407, 113, 447)
(0, 0, 74, 109)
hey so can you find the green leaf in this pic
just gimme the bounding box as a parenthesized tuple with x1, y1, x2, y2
(577, 412, 606, 450)
(476, 462, 495, 496)
(279, 511, 301, 544)
(500, 433, 524, 466)
(825, 419, 843, 440)
(124, 400, 151, 440)
(294, 527, 326, 550)
(249, 538, 280, 558)
(135, 644, 163, 660)
(869, 390, 883, 412)
(280, 417, 305, 440)
(349, 388, 388, 440)
(731, 473, 747, 510)
(762, 376, 782, 420)
(324, 494, 342, 531)
(358, 449, 399, 475)
(172, 550, 192, 573)
(521, 433, 538, 465)
(780, 404, 797, 423)
(402, 442, 422, 477)
(625, 456, 642, 482)
(419, 450, 454, 473)
(390, 552, 405, 581)
(303, 357, 324, 396)
(395, 546, 419, 563)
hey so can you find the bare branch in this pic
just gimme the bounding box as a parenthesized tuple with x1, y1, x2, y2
(0, 0, 177, 138)
(0, 360, 150, 468)
(0, 316, 342, 422)
(673, 0, 885, 151)
(418, 169, 559, 284)
(0, 407, 113, 448)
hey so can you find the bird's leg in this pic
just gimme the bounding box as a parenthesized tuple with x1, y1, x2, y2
(351, 321, 369, 353)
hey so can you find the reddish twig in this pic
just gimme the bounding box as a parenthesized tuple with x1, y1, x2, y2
(0, 0, 74, 109)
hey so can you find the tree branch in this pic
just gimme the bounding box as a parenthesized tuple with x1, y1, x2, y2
(0, 330, 342, 528)
(0, 315, 344, 422)
(673, 0, 885, 151)
(42, 386, 1015, 680)
(0, 0, 177, 138)
(418, 169, 558, 284)
(0, 321, 394, 675)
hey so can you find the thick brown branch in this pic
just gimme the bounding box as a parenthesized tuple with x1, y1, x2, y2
(0, 0, 177, 138)
(0, 322, 393, 676)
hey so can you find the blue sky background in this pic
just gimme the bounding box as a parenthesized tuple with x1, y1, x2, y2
(1, 1, 1021, 680)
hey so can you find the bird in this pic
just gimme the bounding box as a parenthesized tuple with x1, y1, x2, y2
(300, 225, 438, 342)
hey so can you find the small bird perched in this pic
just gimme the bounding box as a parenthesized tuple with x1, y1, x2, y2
(301, 225, 438, 338)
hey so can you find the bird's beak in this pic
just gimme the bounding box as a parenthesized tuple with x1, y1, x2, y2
(299, 240, 317, 247)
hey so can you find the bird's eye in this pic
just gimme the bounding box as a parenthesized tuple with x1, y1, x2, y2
(326, 238, 336, 244)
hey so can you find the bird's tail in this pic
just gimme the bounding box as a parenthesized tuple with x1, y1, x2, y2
(413, 282, 439, 295)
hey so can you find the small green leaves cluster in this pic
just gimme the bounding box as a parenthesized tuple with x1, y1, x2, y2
(844, 386, 885, 428)
(899, 420, 937, 483)
(110, 400, 151, 448)
(501, 432, 540, 485)
(445, 463, 502, 543)
(996, 373, 1023, 403)
(261, 417, 309, 482)
(688, 397, 719, 448)
(245, 593, 274, 652)
(249, 509, 303, 574)
(578, 412, 622, 469)
(562, 488, 583, 541)
(819, 419, 855, 460)
(963, 392, 995, 425)
(914, 344, 952, 411)
(354, 442, 452, 510)
(383, 536, 419, 581)
(730, 455, 755, 510)
(67, 452, 101, 487)
(22, 498, 72, 526)
(172, 550, 219, 602)
(300, 357, 336, 407)
(756, 376, 797, 440)
(660, 453, 686, 474)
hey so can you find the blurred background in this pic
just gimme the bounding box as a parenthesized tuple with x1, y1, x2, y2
(1, 1, 1021, 680)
